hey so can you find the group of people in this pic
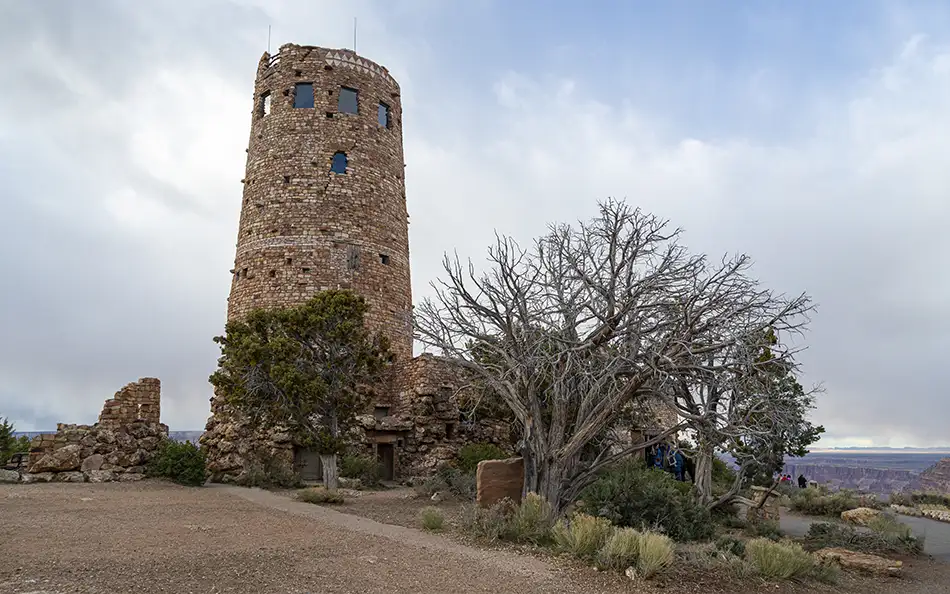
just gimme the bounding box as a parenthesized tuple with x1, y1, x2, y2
(779, 473, 809, 489)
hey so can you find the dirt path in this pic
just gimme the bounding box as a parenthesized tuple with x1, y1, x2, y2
(0, 481, 626, 594)
(219, 485, 554, 580)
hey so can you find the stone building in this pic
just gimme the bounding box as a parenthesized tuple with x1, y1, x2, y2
(200, 43, 516, 484)
(200, 42, 676, 484)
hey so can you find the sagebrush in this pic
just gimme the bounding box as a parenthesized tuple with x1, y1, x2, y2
(146, 439, 206, 486)
(297, 487, 345, 504)
(419, 506, 445, 531)
(416, 465, 476, 500)
(552, 513, 613, 559)
(744, 538, 818, 581)
(789, 488, 881, 517)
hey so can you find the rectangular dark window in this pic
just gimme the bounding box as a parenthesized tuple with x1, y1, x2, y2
(377, 102, 390, 127)
(260, 92, 272, 117)
(339, 87, 358, 114)
(379, 253, 390, 265)
(294, 83, 314, 108)
(374, 406, 390, 420)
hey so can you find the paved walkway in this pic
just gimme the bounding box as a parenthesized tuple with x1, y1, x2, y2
(780, 510, 950, 561)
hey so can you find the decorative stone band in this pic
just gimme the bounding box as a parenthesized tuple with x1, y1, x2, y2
(236, 235, 406, 266)
(324, 51, 397, 87)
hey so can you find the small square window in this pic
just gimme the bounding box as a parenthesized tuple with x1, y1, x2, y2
(338, 87, 358, 114)
(377, 102, 390, 127)
(331, 152, 348, 174)
(269, 270, 276, 278)
(294, 83, 314, 108)
(380, 253, 390, 265)
(302, 267, 311, 273)
(285, 258, 293, 265)
(374, 406, 390, 420)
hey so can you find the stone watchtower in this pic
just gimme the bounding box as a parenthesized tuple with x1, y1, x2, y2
(228, 43, 412, 361)
(202, 44, 421, 482)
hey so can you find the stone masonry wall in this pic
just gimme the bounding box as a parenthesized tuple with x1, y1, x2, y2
(228, 43, 412, 362)
(9, 378, 168, 484)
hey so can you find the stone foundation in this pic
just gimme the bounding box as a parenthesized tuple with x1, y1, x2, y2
(201, 354, 516, 484)
(746, 485, 781, 523)
(10, 378, 167, 483)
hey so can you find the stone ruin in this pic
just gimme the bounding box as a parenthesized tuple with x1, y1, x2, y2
(5, 378, 168, 483)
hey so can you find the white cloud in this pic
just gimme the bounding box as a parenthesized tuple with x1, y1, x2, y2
(0, 2, 948, 447)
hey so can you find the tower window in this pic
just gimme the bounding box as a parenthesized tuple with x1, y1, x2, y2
(259, 92, 272, 117)
(338, 87, 358, 114)
(374, 406, 390, 420)
(379, 253, 390, 265)
(377, 102, 390, 127)
(331, 152, 348, 174)
(269, 270, 276, 278)
(293, 83, 314, 108)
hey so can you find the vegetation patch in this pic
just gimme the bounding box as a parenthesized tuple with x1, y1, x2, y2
(146, 439, 207, 487)
(340, 453, 382, 487)
(744, 538, 832, 582)
(802, 520, 924, 556)
(552, 513, 613, 559)
(455, 443, 509, 474)
(297, 486, 345, 505)
(580, 460, 714, 542)
(418, 506, 445, 531)
(789, 488, 881, 517)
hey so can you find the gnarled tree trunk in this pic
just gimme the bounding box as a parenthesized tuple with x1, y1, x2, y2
(321, 454, 339, 491)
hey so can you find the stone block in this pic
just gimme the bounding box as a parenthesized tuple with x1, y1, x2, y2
(841, 507, 882, 526)
(20, 472, 53, 483)
(815, 548, 902, 577)
(476, 457, 524, 508)
(0, 469, 20, 483)
(85, 470, 116, 483)
(81, 454, 104, 472)
(54, 471, 86, 483)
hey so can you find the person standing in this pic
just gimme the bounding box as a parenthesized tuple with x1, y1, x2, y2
(798, 474, 807, 489)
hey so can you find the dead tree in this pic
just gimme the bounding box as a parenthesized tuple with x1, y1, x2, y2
(415, 199, 812, 513)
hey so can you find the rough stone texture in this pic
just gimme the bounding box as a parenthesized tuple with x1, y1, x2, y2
(746, 486, 781, 523)
(841, 507, 883, 526)
(201, 43, 675, 485)
(98, 377, 161, 428)
(227, 43, 412, 359)
(14, 379, 168, 483)
(476, 457, 525, 508)
(0, 469, 19, 483)
(814, 548, 903, 577)
(919, 457, 950, 494)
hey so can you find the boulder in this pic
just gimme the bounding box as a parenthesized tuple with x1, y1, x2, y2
(0, 469, 20, 483)
(20, 472, 53, 483)
(476, 457, 524, 508)
(85, 470, 116, 483)
(841, 507, 883, 526)
(81, 454, 104, 472)
(118, 473, 145, 482)
(815, 548, 902, 577)
(54, 471, 86, 483)
(29, 444, 83, 473)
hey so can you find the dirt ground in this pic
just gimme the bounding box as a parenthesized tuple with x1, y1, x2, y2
(1, 481, 948, 594)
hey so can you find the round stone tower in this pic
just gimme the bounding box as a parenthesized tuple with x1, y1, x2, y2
(228, 43, 412, 361)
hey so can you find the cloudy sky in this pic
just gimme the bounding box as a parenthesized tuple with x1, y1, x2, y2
(1, 0, 948, 447)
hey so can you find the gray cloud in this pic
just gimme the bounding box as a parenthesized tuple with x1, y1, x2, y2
(1, 1, 947, 448)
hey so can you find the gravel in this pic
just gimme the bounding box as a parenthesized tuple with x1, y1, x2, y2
(2, 481, 949, 594)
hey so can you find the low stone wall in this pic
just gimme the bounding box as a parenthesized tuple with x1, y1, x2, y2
(746, 485, 781, 523)
(3, 378, 168, 484)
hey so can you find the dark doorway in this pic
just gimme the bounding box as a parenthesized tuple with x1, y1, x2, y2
(377, 443, 395, 481)
(295, 448, 323, 482)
